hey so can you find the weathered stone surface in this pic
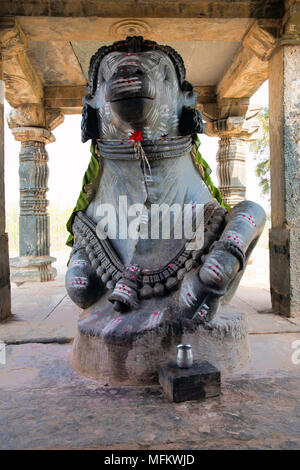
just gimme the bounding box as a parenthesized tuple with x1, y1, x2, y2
(269, 228, 300, 317)
(0, 1, 285, 19)
(158, 360, 221, 402)
(217, 18, 280, 99)
(269, 43, 300, 317)
(7, 103, 64, 131)
(0, 341, 299, 450)
(0, 21, 43, 106)
(0, 283, 78, 344)
(72, 310, 249, 384)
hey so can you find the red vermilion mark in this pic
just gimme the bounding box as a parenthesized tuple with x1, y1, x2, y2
(208, 264, 223, 282)
(153, 312, 159, 316)
(187, 292, 191, 297)
(129, 130, 143, 144)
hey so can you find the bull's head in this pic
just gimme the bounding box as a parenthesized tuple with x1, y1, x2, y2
(82, 36, 204, 142)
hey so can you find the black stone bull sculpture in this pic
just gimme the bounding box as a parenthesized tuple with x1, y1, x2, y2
(66, 36, 265, 345)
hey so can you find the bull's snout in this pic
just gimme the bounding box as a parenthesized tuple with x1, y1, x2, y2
(106, 65, 154, 103)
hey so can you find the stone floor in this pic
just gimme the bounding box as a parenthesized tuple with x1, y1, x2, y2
(0, 249, 300, 450)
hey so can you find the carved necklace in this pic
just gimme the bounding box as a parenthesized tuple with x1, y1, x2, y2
(72, 202, 227, 312)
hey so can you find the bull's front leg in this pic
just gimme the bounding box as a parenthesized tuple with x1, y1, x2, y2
(66, 247, 105, 309)
(197, 200, 266, 321)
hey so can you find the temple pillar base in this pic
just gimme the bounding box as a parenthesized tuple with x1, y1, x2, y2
(71, 310, 249, 385)
(9, 255, 57, 285)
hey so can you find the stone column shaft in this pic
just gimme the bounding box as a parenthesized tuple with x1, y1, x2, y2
(8, 105, 64, 284)
(206, 114, 259, 207)
(19, 140, 50, 257)
(269, 44, 300, 317)
(0, 54, 11, 319)
(216, 135, 247, 206)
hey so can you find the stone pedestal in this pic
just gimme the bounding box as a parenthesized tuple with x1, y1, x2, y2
(7, 105, 64, 284)
(158, 360, 221, 403)
(71, 310, 249, 385)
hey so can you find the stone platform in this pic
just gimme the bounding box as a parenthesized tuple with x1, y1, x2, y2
(1, 340, 300, 450)
(1, 249, 300, 449)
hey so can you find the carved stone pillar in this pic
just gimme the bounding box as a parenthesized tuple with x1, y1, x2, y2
(7, 104, 64, 284)
(216, 133, 247, 206)
(206, 113, 259, 207)
(0, 53, 11, 319)
(268, 2, 300, 317)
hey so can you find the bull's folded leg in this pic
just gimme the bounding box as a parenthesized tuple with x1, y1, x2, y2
(65, 248, 105, 309)
(198, 200, 266, 318)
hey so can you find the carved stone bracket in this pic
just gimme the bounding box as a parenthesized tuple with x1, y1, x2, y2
(279, 0, 300, 45)
(11, 127, 55, 144)
(243, 19, 281, 61)
(0, 19, 43, 106)
(7, 103, 64, 138)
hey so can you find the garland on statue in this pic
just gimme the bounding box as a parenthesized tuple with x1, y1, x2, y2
(66, 135, 230, 247)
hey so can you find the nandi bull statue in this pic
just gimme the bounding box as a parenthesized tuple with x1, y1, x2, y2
(66, 36, 265, 383)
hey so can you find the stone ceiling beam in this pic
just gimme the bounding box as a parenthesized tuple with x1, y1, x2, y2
(44, 86, 85, 113)
(44, 85, 217, 114)
(17, 17, 253, 43)
(217, 19, 281, 100)
(0, 19, 43, 107)
(0, 1, 285, 19)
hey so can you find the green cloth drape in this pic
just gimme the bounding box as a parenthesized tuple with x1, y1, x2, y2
(192, 134, 231, 211)
(66, 141, 101, 247)
(66, 136, 230, 247)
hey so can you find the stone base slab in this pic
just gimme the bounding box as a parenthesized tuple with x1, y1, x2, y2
(9, 255, 57, 285)
(0, 233, 11, 321)
(71, 310, 249, 385)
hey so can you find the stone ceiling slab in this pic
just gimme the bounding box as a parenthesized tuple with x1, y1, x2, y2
(1, 0, 285, 18)
(27, 41, 86, 86)
(17, 17, 252, 42)
(71, 40, 241, 86)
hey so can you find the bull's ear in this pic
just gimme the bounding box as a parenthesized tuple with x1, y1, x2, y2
(182, 80, 197, 107)
(179, 107, 205, 135)
(81, 101, 101, 143)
